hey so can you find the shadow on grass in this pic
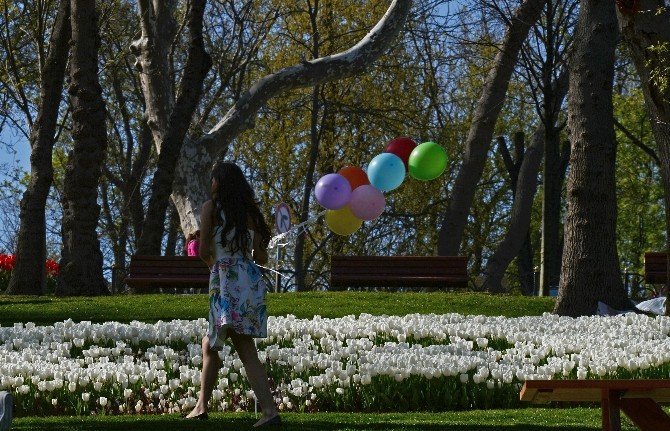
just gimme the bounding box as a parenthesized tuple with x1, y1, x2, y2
(11, 415, 605, 431)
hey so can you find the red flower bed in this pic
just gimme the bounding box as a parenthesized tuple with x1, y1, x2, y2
(0, 253, 16, 272)
(0, 253, 60, 292)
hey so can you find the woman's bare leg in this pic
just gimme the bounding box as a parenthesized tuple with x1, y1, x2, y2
(229, 331, 278, 426)
(186, 336, 222, 417)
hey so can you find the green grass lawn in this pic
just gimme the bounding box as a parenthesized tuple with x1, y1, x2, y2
(0, 291, 555, 325)
(10, 409, 640, 431)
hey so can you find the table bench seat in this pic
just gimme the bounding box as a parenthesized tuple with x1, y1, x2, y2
(521, 379, 670, 431)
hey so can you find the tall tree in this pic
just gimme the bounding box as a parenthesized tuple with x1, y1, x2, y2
(481, 70, 568, 295)
(554, 0, 631, 315)
(135, 0, 212, 254)
(135, 0, 212, 255)
(294, 0, 326, 292)
(56, 0, 108, 296)
(170, 0, 413, 236)
(437, 0, 546, 256)
(482, 131, 537, 294)
(6, 0, 70, 295)
(518, 0, 577, 296)
(616, 0, 670, 314)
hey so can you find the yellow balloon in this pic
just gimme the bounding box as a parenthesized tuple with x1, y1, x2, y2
(325, 206, 363, 236)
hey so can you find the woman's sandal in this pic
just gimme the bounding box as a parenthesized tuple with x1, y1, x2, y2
(181, 411, 209, 420)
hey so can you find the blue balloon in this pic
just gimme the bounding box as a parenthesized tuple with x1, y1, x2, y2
(367, 153, 406, 192)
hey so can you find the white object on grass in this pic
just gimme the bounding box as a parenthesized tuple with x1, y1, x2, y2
(635, 297, 666, 315)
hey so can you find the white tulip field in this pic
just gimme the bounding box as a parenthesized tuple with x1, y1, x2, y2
(1, 312, 669, 416)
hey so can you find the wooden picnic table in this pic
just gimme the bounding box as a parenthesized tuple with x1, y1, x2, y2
(520, 379, 670, 431)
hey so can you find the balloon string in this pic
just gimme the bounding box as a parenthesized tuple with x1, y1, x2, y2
(256, 264, 283, 277)
(267, 210, 327, 249)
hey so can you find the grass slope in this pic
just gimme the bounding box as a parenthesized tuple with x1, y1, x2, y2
(11, 409, 639, 431)
(0, 292, 554, 326)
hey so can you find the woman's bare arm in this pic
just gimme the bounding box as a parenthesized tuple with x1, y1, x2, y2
(252, 228, 269, 265)
(199, 200, 215, 267)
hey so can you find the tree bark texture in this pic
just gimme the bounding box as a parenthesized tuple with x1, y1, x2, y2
(57, 0, 109, 296)
(616, 0, 670, 315)
(129, 122, 155, 242)
(6, 0, 71, 295)
(295, 84, 323, 292)
(164, 203, 181, 256)
(129, 0, 176, 150)
(539, 123, 563, 295)
(482, 129, 544, 293)
(136, 0, 212, 255)
(540, 70, 571, 297)
(294, 3, 322, 292)
(554, 0, 630, 316)
(170, 0, 413, 235)
(437, 0, 546, 256)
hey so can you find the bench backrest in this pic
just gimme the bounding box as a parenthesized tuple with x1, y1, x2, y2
(126, 255, 209, 287)
(644, 252, 669, 284)
(330, 255, 467, 288)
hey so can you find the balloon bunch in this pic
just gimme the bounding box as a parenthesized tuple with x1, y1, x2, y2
(315, 137, 448, 236)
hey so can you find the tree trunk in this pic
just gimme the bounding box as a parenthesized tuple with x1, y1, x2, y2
(482, 128, 544, 293)
(6, 0, 71, 295)
(482, 68, 568, 295)
(100, 181, 126, 295)
(616, 0, 670, 315)
(518, 232, 535, 295)
(295, 86, 322, 292)
(554, 0, 630, 316)
(57, 0, 109, 296)
(164, 203, 180, 256)
(136, 0, 212, 255)
(437, 0, 546, 255)
(295, 2, 322, 292)
(539, 124, 562, 295)
(128, 121, 154, 243)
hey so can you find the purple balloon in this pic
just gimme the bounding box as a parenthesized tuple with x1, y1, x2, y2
(349, 184, 385, 220)
(315, 173, 352, 210)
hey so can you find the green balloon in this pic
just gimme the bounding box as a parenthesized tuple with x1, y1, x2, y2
(408, 141, 448, 181)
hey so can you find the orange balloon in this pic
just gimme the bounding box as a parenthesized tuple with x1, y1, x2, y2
(337, 166, 369, 191)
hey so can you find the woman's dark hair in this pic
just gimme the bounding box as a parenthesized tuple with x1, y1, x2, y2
(210, 162, 270, 256)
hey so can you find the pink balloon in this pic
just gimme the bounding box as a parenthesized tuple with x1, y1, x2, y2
(348, 185, 385, 221)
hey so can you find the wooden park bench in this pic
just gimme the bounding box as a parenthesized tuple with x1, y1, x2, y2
(521, 379, 670, 431)
(125, 255, 209, 291)
(644, 252, 669, 284)
(330, 255, 468, 290)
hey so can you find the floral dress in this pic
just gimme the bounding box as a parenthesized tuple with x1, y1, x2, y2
(207, 227, 268, 351)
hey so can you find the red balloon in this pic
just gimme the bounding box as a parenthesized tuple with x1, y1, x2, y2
(384, 137, 417, 170)
(337, 166, 369, 190)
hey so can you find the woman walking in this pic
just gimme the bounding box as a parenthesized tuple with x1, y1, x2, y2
(185, 162, 280, 427)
